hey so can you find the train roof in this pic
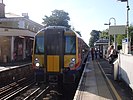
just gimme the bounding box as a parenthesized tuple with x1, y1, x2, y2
(38, 26, 69, 31)
(36, 26, 82, 38)
(35, 26, 88, 46)
(45, 26, 69, 30)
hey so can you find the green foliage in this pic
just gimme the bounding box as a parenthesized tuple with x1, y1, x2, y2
(89, 30, 100, 47)
(100, 29, 108, 39)
(90, 25, 133, 48)
(117, 45, 122, 50)
(129, 25, 133, 45)
(116, 25, 133, 45)
(100, 29, 115, 45)
(42, 9, 71, 28)
(116, 34, 125, 45)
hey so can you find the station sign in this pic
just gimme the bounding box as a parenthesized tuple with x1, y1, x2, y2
(122, 38, 128, 43)
(109, 25, 126, 35)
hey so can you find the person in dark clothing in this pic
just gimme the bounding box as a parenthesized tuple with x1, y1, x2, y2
(95, 48, 98, 59)
(91, 47, 94, 60)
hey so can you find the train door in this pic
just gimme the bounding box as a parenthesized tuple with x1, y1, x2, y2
(45, 29, 64, 73)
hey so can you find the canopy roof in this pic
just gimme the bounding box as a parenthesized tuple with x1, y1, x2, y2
(94, 39, 109, 46)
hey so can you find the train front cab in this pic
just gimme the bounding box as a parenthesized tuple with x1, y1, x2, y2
(45, 28, 64, 84)
(32, 27, 84, 85)
(45, 28, 78, 84)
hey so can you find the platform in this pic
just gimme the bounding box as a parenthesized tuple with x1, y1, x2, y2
(74, 59, 116, 100)
(0, 60, 31, 72)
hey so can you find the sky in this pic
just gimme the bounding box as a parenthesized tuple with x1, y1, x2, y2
(4, 0, 133, 44)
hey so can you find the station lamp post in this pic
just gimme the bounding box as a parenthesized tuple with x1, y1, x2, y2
(104, 17, 116, 50)
(118, 0, 130, 53)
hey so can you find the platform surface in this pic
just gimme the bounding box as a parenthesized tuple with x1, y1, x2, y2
(74, 60, 113, 100)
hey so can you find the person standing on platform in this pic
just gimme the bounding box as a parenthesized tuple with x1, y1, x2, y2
(107, 45, 112, 57)
(108, 45, 118, 63)
(95, 48, 98, 59)
(91, 47, 94, 60)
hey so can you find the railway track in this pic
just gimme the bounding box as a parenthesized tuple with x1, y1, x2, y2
(0, 81, 48, 100)
(0, 58, 87, 100)
(0, 78, 31, 95)
(0, 80, 62, 100)
(0, 77, 34, 100)
(0, 62, 63, 100)
(8, 85, 50, 100)
(0, 63, 33, 87)
(0, 76, 83, 100)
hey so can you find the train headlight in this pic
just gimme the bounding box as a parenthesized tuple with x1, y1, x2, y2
(35, 62, 40, 67)
(35, 58, 39, 62)
(34, 58, 40, 68)
(82, 49, 85, 53)
(71, 58, 76, 62)
(69, 58, 76, 68)
(69, 63, 74, 68)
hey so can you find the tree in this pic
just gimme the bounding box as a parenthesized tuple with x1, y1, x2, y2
(116, 25, 133, 45)
(89, 30, 100, 47)
(101, 29, 114, 45)
(100, 25, 133, 50)
(42, 9, 71, 28)
(128, 25, 133, 46)
(100, 29, 108, 39)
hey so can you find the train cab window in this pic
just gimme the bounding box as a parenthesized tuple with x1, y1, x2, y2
(65, 36, 76, 54)
(35, 35, 44, 54)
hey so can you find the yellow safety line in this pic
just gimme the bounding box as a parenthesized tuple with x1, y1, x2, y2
(97, 61, 122, 100)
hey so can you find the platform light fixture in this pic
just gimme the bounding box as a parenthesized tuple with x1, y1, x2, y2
(118, 0, 130, 53)
(104, 17, 116, 50)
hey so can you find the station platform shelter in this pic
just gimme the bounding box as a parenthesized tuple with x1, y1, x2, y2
(0, 1, 44, 63)
(94, 38, 109, 58)
(0, 28, 37, 63)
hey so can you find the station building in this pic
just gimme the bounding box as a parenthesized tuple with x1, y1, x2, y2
(0, 1, 43, 63)
(94, 38, 109, 58)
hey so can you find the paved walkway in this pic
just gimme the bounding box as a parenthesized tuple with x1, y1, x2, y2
(74, 59, 113, 100)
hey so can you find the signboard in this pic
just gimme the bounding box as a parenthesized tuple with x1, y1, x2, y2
(109, 25, 126, 35)
(122, 38, 128, 43)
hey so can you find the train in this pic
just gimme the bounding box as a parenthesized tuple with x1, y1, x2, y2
(32, 26, 89, 85)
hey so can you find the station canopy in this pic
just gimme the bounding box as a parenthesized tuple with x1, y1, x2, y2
(94, 39, 109, 46)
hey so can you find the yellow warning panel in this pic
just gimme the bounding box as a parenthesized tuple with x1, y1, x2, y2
(47, 56, 53, 72)
(47, 55, 60, 72)
(53, 56, 59, 72)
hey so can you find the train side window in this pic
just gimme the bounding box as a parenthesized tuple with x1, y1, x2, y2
(65, 36, 76, 54)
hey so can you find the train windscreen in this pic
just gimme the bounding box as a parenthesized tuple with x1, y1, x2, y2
(35, 35, 44, 54)
(65, 36, 76, 54)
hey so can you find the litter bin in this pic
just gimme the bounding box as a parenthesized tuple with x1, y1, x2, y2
(113, 59, 119, 80)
